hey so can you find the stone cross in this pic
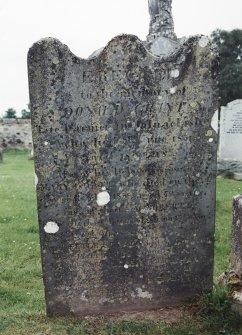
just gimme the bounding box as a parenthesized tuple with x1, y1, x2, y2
(148, 0, 177, 42)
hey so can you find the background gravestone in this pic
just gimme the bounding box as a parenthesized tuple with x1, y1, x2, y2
(214, 100, 242, 178)
(231, 195, 242, 276)
(28, 0, 218, 316)
(219, 100, 242, 161)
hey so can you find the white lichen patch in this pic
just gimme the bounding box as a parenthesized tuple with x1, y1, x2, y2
(170, 69, 179, 78)
(97, 187, 110, 206)
(170, 86, 177, 94)
(132, 288, 153, 300)
(44, 221, 59, 234)
(208, 138, 214, 143)
(44, 141, 49, 146)
(199, 36, 209, 48)
(195, 190, 200, 196)
(124, 264, 129, 269)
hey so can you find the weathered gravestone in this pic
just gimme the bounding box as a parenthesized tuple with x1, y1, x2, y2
(231, 195, 242, 276)
(28, 0, 218, 316)
(218, 100, 242, 162)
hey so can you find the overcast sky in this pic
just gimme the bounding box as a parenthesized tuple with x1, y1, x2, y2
(0, 0, 242, 117)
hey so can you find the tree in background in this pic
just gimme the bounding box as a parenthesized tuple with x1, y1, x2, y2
(3, 108, 16, 119)
(21, 103, 31, 119)
(21, 109, 31, 119)
(211, 29, 242, 106)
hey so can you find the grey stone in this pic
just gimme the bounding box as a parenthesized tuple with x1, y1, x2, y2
(217, 160, 242, 178)
(28, 33, 218, 317)
(231, 195, 242, 276)
(217, 159, 242, 174)
(146, 0, 180, 57)
(218, 100, 242, 162)
(234, 173, 242, 181)
(147, 0, 176, 41)
(0, 119, 32, 150)
(232, 292, 242, 317)
(0, 147, 3, 161)
(148, 36, 181, 57)
(88, 47, 105, 60)
(28, 0, 218, 317)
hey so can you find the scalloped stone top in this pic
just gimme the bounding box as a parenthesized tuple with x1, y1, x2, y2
(28, 31, 219, 317)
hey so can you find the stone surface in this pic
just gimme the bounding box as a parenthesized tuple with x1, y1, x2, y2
(231, 195, 242, 276)
(28, 34, 218, 316)
(217, 160, 242, 177)
(148, 0, 176, 41)
(218, 100, 242, 162)
(0, 119, 32, 149)
(146, 0, 179, 57)
(233, 291, 242, 317)
(234, 173, 242, 181)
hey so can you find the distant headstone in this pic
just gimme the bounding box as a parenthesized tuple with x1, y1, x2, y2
(0, 147, 3, 161)
(231, 195, 242, 276)
(28, 1, 218, 317)
(218, 100, 242, 162)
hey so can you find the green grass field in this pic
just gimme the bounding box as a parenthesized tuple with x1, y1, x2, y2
(0, 150, 242, 334)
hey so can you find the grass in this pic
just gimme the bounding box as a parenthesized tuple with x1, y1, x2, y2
(0, 150, 242, 334)
(215, 176, 242, 278)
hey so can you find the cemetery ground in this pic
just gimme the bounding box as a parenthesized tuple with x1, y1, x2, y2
(1, 150, 242, 335)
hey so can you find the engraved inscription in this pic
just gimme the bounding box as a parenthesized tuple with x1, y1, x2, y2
(28, 34, 218, 316)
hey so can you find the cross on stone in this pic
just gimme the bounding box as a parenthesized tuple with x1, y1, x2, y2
(147, 0, 177, 42)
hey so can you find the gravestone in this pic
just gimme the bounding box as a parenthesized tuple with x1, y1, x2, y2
(147, 0, 179, 56)
(218, 100, 242, 162)
(231, 195, 242, 276)
(28, 0, 218, 316)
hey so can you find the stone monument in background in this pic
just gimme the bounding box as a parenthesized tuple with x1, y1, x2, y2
(214, 100, 242, 178)
(28, 0, 218, 316)
(146, 0, 179, 56)
(219, 100, 242, 161)
(231, 195, 242, 276)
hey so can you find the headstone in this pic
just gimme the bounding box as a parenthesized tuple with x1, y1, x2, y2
(219, 100, 242, 162)
(146, 0, 180, 57)
(0, 147, 3, 161)
(231, 195, 242, 276)
(28, 1, 218, 317)
(148, 0, 176, 40)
